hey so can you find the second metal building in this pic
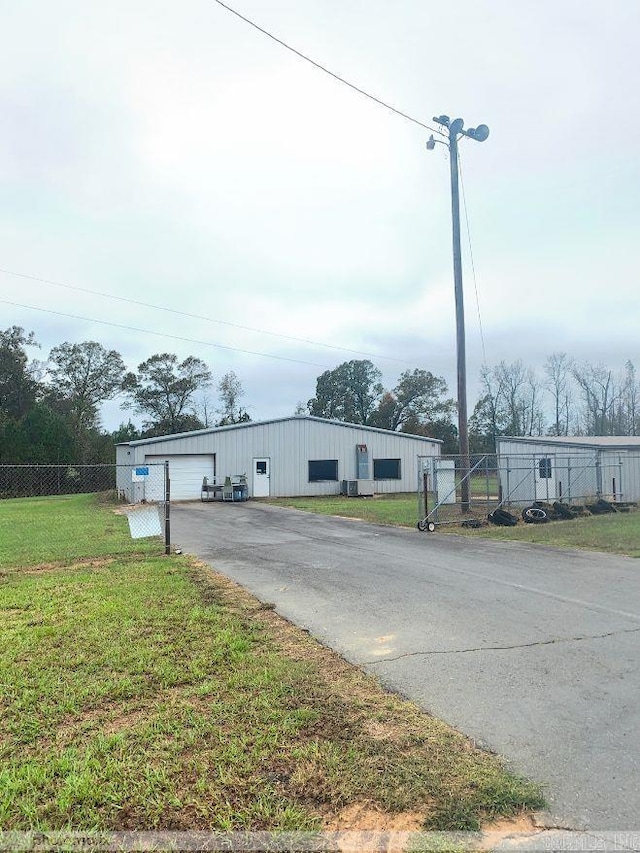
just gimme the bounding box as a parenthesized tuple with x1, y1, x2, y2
(496, 435, 640, 505)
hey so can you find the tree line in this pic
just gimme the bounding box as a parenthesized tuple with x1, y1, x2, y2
(305, 359, 458, 450)
(471, 354, 639, 451)
(0, 326, 248, 464)
(303, 354, 639, 453)
(2, 324, 638, 464)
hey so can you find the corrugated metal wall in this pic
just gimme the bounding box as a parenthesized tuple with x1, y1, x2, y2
(497, 440, 598, 504)
(118, 417, 440, 497)
(496, 440, 640, 504)
(601, 451, 640, 502)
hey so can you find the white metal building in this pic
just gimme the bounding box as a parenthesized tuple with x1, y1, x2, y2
(115, 415, 442, 502)
(496, 436, 640, 505)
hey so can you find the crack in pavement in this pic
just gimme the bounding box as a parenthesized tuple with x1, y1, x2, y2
(362, 625, 640, 664)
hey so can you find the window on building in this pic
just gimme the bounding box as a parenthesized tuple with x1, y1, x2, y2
(308, 459, 339, 482)
(538, 457, 552, 479)
(373, 458, 401, 480)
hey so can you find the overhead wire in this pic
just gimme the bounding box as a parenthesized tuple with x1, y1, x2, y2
(0, 267, 413, 365)
(1, 7, 449, 374)
(209, 0, 445, 138)
(0, 298, 334, 369)
(457, 149, 488, 368)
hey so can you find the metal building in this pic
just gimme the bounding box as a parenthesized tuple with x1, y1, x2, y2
(115, 415, 441, 502)
(496, 436, 640, 505)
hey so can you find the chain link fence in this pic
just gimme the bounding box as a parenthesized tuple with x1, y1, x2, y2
(0, 463, 171, 555)
(417, 450, 640, 530)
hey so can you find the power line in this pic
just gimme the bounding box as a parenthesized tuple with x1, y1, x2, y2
(0, 267, 411, 365)
(0, 298, 333, 369)
(458, 150, 488, 367)
(210, 0, 445, 138)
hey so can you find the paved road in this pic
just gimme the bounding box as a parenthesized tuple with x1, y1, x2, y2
(172, 501, 640, 830)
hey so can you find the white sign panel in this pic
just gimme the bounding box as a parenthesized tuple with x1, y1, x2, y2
(124, 504, 163, 539)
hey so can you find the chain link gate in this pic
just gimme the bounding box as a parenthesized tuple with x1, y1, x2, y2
(417, 451, 640, 531)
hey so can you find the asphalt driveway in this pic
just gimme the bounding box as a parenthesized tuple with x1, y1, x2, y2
(171, 501, 640, 830)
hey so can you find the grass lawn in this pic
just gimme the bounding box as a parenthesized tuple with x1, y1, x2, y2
(0, 494, 545, 833)
(266, 494, 640, 558)
(464, 510, 640, 557)
(265, 493, 422, 528)
(0, 493, 159, 569)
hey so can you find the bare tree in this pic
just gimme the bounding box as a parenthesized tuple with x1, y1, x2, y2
(572, 362, 614, 435)
(544, 352, 574, 436)
(493, 360, 544, 437)
(620, 361, 639, 435)
(468, 364, 507, 452)
(198, 393, 215, 428)
(525, 369, 546, 436)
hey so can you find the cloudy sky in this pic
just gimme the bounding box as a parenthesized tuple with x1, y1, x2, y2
(1, 0, 638, 430)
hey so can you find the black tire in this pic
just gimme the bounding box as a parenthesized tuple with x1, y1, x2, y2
(552, 501, 576, 520)
(586, 499, 616, 515)
(488, 508, 518, 527)
(522, 506, 548, 524)
(417, 519, 436, 532)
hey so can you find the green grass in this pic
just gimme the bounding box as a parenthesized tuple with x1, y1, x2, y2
(266, 494, 640, 558)
(465, 510, 640, 557)
(265, 493, 420, 527)
(0, 494, 545, 832)
(0, 493, 160, 569)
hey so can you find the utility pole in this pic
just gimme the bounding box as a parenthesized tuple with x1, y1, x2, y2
(427, 116, 489, 512)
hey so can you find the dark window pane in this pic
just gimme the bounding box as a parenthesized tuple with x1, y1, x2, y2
(256, 461, 267, 474)
(538, 458, 552, 478)
(373, 458, 401, 479)
(308, 459, 338, 482)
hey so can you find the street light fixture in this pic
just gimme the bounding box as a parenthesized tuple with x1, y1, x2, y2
(428, 115, 489, 511)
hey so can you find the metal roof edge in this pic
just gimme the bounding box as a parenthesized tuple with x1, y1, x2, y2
(497, 435, 640, 449)
(115, 415, 443, 447)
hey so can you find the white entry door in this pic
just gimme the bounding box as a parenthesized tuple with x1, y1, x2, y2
(253, 458, 271, 497)
(534, 455, 556, 501)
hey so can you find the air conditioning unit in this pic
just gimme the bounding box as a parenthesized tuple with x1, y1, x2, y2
(356, 479, 374, 497)
(340, 479, 374, 497)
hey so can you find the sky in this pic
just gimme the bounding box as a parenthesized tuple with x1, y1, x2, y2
(1, 0, 639, 431)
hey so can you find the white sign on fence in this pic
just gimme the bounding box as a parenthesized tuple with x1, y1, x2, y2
(124, 504, 163, 539)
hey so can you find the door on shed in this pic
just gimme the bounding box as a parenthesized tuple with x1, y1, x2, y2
(253, 457, 270, 497)
(534, 455, 556, 501)
(144, 454, 215, 501)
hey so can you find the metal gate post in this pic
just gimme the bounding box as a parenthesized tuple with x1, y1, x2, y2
(618, 455, 623, 501)
(423, 470, 429, 520)
(164, 460, 171, 555)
